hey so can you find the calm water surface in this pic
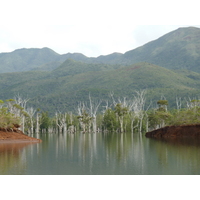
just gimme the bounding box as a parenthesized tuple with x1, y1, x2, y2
(1, 132, 200, 175)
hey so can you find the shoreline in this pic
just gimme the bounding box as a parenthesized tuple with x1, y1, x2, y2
(0, 139, 41, 143)
(145, 124, 200, 138)
(0, 130, 42, 143)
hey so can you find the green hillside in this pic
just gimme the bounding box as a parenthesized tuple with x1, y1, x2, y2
(0, 48, 60, 73)
(123, 27, 200, 72)
(0, 48, 92, 73)
(89, 27, 200, 73)
(0, 61, 200, 114)
(51, 58, 121, 77)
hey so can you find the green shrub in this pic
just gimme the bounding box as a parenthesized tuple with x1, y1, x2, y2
(0, 107, 20, 129)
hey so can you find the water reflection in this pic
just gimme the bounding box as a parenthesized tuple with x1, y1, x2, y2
(2, 132, 200, 174)
(146, 137, 200, 175)
(0, 142, 38, 175)
(148, 137, 200, 147)
(27, 133, 155, 174)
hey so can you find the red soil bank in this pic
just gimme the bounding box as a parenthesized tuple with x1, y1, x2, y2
(145, 125, 200, 138)
(0, 128, 41, 143)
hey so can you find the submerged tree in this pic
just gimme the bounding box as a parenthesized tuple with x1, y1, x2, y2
(66, 112, 76, 134)
(88, 94, 102, 133)
(124, 90, 148, 134)
(149, 100, 172, 130)
(40, 112, 52, 133)
(55, 111, 67, 133)
(114, 103, 128, 133)
(26, 107, 36, 134)
(77, 108, 92, 133)
(77, 94, 102, 133)
(4, 92, 200, 135)
(102, 108, 118, 132)
(13, 95, 30, 132)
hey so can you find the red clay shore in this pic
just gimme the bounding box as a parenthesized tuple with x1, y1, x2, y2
(145, 124, 200, 138)
(0, 129, 42, 143)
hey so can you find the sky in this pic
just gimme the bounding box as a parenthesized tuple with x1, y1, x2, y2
(0, 0, 199, 57)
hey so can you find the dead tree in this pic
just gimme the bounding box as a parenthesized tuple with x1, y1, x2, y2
(26, 107, 36, 134)
(110, 93, 129, 133)
(13, 95, 30, 132)
(127, 90, 147, 134)
(77, 102, 92, 133)
(88, 94, 102, 133)
(55, 112, 67, 133)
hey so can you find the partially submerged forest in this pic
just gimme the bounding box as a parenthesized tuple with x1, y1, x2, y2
(1, 91, 200, 134)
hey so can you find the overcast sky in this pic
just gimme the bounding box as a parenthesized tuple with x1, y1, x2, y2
(0, 0, 199, 57)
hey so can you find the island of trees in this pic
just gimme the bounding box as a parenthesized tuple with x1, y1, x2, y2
(1, 91, 200, 136)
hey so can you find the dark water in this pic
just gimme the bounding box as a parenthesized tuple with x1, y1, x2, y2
(1, 132, 200, 175)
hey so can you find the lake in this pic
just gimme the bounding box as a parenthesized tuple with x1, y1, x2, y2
(1, 132, 200, 175)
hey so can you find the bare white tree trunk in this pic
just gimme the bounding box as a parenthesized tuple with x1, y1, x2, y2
(176, 97, 182, 111)
(145, 113, 149, 133)
(127, 90, 147, 134)
(21, 116, 25, 133)
(13, 95, 30, 132)
(55, 112, 67, 133)
(88, 94, 102, 133)
(110, 94, 128, 133)
(63, 114, 67, 134)
(77, 102, 86, 132)
(27, 107, 36, 134)
(36, 112, 41, 134)
(14, 94, 29, 110)
(68, 112, 75, 133)
(119, 117, 124, 133)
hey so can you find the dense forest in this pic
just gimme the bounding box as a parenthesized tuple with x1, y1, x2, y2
(2, 91, 200, 134)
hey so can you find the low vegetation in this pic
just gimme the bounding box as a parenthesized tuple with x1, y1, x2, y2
(0, 100, 21, 130)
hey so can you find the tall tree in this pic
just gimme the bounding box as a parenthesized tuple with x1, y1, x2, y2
(26, 107, 36, 134)
(114, 103, 128, 133)
(55, 112, 67, 133)
(88, 94, 102, 133)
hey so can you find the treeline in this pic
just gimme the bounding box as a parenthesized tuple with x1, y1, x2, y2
(2, 92, 200, 134)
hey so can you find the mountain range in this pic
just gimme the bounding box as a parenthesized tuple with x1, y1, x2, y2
(0, 26, 200, 113)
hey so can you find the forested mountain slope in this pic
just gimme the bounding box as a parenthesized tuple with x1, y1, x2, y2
(0, 48, 59, 73)
(123, 27, 200, 72)
(0, 61, 200, 113)
(93, 27, 200, 72)
(51, 58, 121, 77)
(0, 48, 92, 73)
